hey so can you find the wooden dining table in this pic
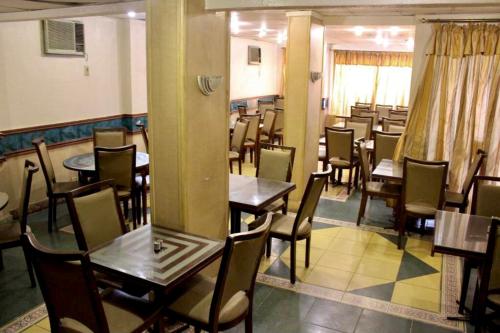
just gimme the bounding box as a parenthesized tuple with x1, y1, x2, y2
(90, 225, 225, 292)
(229, 174, 296, 234)
(372, 158, 403, 181)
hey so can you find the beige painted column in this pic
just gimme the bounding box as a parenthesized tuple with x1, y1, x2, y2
(284, 11, 325, 210)
(146, 0, 229, 240)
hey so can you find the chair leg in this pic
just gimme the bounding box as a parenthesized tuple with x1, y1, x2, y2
(357, 193, 368, 226)
(459, 259, 473, 314)
(354, 165, 359, 189)
(398, 212, 407, 249)
(47, 197, 53, 233)
(135, 190, 142, 226)
(245, 306, 253, 333)
(305, 237, 311, 268)
(123, 200, 129, 221)
(266, 237, 272, 257)
(0, 250, 3, 270)
(229, 160, 233, 173)
(22, 247, 36, 288)
(142, 185, 148, 225)
(52, 198, 58, 231)
(238, 158, 242, 175)
(131, 197, 137, 230)
(347, 168, 353, 195)
(290, 242, 296, 284)
(250, 148, 254, 163)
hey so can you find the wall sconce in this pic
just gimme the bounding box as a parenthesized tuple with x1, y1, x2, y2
(197, 75, 223, 96)
(310, 71, 322, 83)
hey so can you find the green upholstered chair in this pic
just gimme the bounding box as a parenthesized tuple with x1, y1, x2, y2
(325, 127, 359, 194)
(0, 160, 37, 287)
(382, 117, 406, 132)
(95, 144, 138, 229)
(273, 109, 285, 145)
(356, 142, 401, 226)
(93, 127, 127, 148)
(259, 110, 276, 145)
(373, 131, 401, 171)
(21, 232, 164, 333)
(264, 167, 331, 284)
(229, 120, 249, 175)
(32, 138, 81, 232)
(256, 143, 296, 214)
(359, 110, 379, 130)
(348, 116, 372, 140)
(445, 149, 487, 213)
(398, 157, 448, 249)
(375, 104, 393, 119)
(241, 114, 261, 164)
(389, 110, 408, 121)
(165, 214, 272, 333)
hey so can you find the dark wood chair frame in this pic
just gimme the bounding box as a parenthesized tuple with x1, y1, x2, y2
(135, 121, 149, 153)
(396, 105, 409, 111)
(382, 117, 406, 132)
(229, 120, 249, 175)
(92, 127, 127, 147)
(359, 110, 380, 128)
(389, 110, 408, 119)
(240, 114, 261, 164)
(348, 115, 374, 140)
(135, 121, 150, 226)
(0, 160, 37, 287)
(372, 131, 402, 172)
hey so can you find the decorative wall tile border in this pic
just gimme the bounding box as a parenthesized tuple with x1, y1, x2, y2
(0, 304, 47, 333)
(0, 113, 147, 158)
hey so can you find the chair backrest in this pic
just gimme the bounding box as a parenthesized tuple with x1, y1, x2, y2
(293, 167, 332, 234)
(261, 110, 276, 137)
(94, 144, 136, 193)
(136, 121, 149, 153)
(382, 117, 406, 132)
(230, 120, 249, 153)
(346, 119, 370, 140)
(359, 110, 379, 129)
(403, 157, 448, 211)
(240, 115, 260, 142)
(357, 142, 371, 189)
(471, 176, 500, 218)
(258, 101, 274, 114)
(484, 218, 500, 293)
(274, 109, 284, 131)
(355, 102, 371, 108)
(66, 180, 127, 251)
(22, 232, 110, 333)
(32, 138, 56, 193)
(275, 97, 284, 110)
(325, 127, 354, 163)
(388, 124, 405, 133)
(373, 131, 401, 168)
(93, 127, 127, 148)
(209, 214, 272, 330)
(237, 105, 247, 117)
(375, 104, 393, 117)
(396, 105, 408, 111)
(389, 110, 408, 121)
(256, 143, 295, 182)
(461, 149, 487, 196)
(350, 106, 368, 116)
(17, 160, 39, 234)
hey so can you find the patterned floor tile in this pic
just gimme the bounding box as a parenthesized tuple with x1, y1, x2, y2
(316, 250, 362, 272)
(398, 273, 442, 291)
(328, 237, 368, 257)
(303, 266, 354, 290)
(347, 274, 393, 292)
(356, 256, 401, 281)
(396, 252, 439, 281)
(392, 282, 441, 313)
(350, 282, 396, 302)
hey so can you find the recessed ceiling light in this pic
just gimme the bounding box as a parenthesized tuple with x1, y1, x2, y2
(353, 26, 364, 36)
(258, 23, 267, 38)
(127, 11, 136, 18)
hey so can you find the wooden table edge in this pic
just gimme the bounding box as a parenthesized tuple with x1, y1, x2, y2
(229, 183, 296, 213)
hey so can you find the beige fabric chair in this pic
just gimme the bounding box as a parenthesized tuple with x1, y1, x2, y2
(445, 149, 487, 213)
(396, 105, 408, 111)
(166, 214, 272, 333)
(259, 110, 276, 144)
(382, 117, 406, 132)
(93, 127, 127, 148)
(355, 102, 371, 108)
(0, 160, 37, 287)
(256, 143, 296, 214)
(356, 143, 400, 226)
(348, 116, 372, 139)
(95, 144, 138, 228)
(263, 168, 331, 284)
(373, 131, 401, 171)
(258, 101, 274, 114)
(389, 110, 408, 121)
(135, 122, 149, 153)
(32, 138, 81, 232)
(275, 97, 284, 110)
(360, 110, 379, 130)
(388, 124, 405, 133)
(229, 120, 249, 175)
(241, 115, 261, 164)
(350, 105, 369, 116)
(237, 105, 247, 117)
(398, 157, 448, 249)
(273, 109, 285, 145)
(22, 232, 164, 333)
(325, 127, 359, 194)
(376, 104, 393, 119)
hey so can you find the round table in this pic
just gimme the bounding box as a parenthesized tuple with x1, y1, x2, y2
(0, 192, 9, 211)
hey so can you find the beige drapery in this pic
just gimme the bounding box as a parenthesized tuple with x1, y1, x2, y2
(395, 23, 500, 191)
(334, 50, 413, 67)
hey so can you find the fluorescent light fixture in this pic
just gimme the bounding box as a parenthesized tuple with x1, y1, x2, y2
(127, 11, 136, 18)
(389, 26, 400, 36)
(407, 37, 415, 50)
(375, 30, 384, 45)
(353, 26, 364, 36)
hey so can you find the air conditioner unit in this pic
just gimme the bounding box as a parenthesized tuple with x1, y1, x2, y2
(43, 19, 85, 56)
(248, 46, 261, 65)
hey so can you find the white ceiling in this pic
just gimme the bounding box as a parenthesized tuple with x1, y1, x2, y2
(0, 0, 137, 14)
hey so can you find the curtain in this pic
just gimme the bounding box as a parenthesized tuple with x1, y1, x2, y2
(395, 23, 500, 191)
(330, 51, 413, 116)
(279, 47, 286, 96)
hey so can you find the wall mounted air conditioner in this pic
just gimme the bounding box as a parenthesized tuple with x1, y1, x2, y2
(42, 19, 85, 56)
(248, 46, 261, 65)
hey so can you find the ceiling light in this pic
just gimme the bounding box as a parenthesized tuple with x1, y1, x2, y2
(389, 26, 400, 36)
(127, 11, 136, 18)
(375, 30, 384, 45)
(406, 37, 415, 50)
(258, 23, 267, 38)
(353, 26, 364, 36)
(230, 12, 240, 34)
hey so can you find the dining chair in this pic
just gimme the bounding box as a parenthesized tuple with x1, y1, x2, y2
(359, 110, 379, 130)
(258, 101, 274, 114)
(94, 144, 138, 228)
(21, 232, 164, 333)
(318, 145, 328, 172)
(355, 102, 371, 108)
(165, 214, 272, 333)
(375, 104, 393, 119)
(93, 127, 127, 148)
(350, 105, 369, 117)
(135, 121, 150, 226)
(396, 105, 408, 111)
(373, 131, 401, 171)
(237, 105, 247, 117)
(32, 138, 81, 232)
(382, 117, 406, 132)
(263, 167, 331, 284)
(259, 110, 277, 145)
(275, 97, 285, 110)
(388, 124, 406, 133)
(348, 116, 372, 139)
(389, 110, 408, 121)
(229, 120, 249, 175)
(256, 143, 296, 214)
(241, 114, 261, 164)
(273, 109, 285, 145)
(325, 127, 359, 194)
(398, 157, 448, 249)
(135, 121, 149, 153)
(0, 160, 37, 287)
(445, 149, 487, 213)
(356, 142, 401, 226)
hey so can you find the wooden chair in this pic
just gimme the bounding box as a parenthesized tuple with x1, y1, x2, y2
(263, 168, 331, 284)
(389, 110, 408, 121)
(229, 120, 249, 175)
(135, 121, 150, 226)
(165, 214, 272, 333)
(325, 127, 359, 194)
(398, 157, 448, 249)
(350, 105, 369, 116)
(258, 101, 274, 114)
(21, 232, 164, 333)
(348, 116, 373, 139)
(273, 109, 285, 145)
(382, 117, 406, 132)
(256, 143, 296, 214)
(373, 131, 401, 171)
(0, 160, 37, 287)
(356, 142, 400, 226)
(275, 97, 285, 110)
(241, 114, 261, 164)
(359, 110, 379, 130)
(355, 102, 371, 108)
(135, 121, 149, 153)
(445, 149, 487, 213)
(396, 105, 408, 111)
(237, 105, 247, 117)
(94, 145, 138, 229)
(93, 127, 127, 148)
(259, 110, 277, 145)
(32, 138, 81, 232)
(375, 104, 393, 119)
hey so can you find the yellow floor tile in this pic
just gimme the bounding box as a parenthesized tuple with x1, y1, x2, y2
(311, 227, 340, 239)
(369, 233, 398, 247)
(406, 249, 443, 272)
(309, 233, 335, 249)
(303, 265, 354, 291)
(392, 282, 441, 313)
(347, 274, 393, 291)
(280, 243, 324, 267)
(281, 258, 312, 281)
(259, 255, 278, 273)
(404, 238, 433, 254)
(363, 243, 404, 264)
(355, 256, 400, 281)
(398, 273, 442, 290)
(316, 250, 361, 272)
(328, 237, 368, 257)
(336, 228, 373, 243)
(22, 326, 50, 333)
(35, 318, 50, 330)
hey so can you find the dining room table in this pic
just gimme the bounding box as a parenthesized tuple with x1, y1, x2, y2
(372, 158, 403, 181)
(229, 174, 296, 234)
(0, 192, 9, 211)
(89, 224, 225, 293)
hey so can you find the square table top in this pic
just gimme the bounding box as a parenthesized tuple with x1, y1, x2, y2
(433, 210, 491, 259)
(229, 174, 296, 213)
(90, 225, 224, 290)
(372, 159, 403, 181)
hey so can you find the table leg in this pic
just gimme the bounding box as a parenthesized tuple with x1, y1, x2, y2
(230, 207, 241, 234)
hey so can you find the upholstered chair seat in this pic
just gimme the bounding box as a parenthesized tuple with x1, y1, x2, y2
(229, 151, 239, 159)
(488, 294, 500, 306)
(405, 202, 438, 216)
(263, 198, 285, 212)
(325, 127, 359, 194)
(259, 134, 269, 141)
(329, 157, 352, 167)
(270, 214, 311, 238)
